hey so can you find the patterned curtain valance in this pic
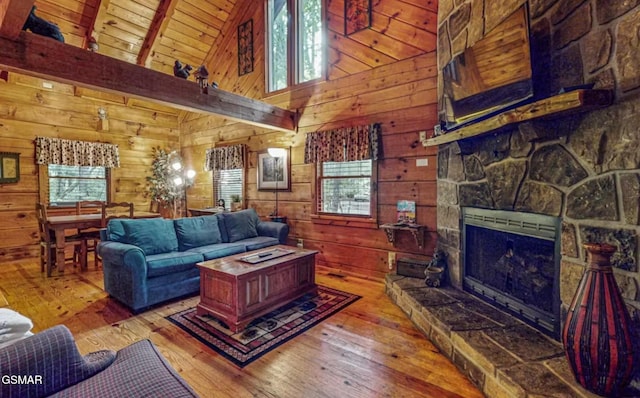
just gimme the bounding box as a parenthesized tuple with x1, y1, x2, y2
(204, 144, 245, 171)
(35, 137, 120, 168)
(304, 123, 381, 164)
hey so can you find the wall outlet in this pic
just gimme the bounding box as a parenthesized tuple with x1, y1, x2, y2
(419, 130, 427, 141)
(388, 252, 396, 269)
(297, 238, 304, 248)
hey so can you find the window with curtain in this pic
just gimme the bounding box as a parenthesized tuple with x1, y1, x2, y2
(317, 160, 372, 216)
(266, 0, 324, 92)
(204, 144, 246, 209)
(305, 123, 381, 220)
(35, 136, 119, 207)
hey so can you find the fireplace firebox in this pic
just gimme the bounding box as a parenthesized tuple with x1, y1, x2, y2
(462, 208, 561, 338)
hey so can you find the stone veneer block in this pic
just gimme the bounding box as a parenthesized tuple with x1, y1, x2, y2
(448, 3, 471, 40)
(530, 144, 587, 187)
(463, 155, 485, 181)
(438, 23, 452, 70)
(560, 260, 585, 307)
(482, 324, 565, 362)
(498, 362, 586, 397)
(484, 0, 524, 32)
(428, 324, 454, 357)
(550, 0, 589, 24)
(437, 204, 461, 230)
(583, 29, 613, 73)
(567, 175, 618, 221)
(427, 302, 503, 332)
(459, 182, 494, 208)
(437, 180, 459, 204)
(552, 3, 591, 50)
(597, 0, 640, 24)
(485, 160, 527, 209)
(550, 43, 583, 93)
(451, 347, 487, 391)
(529, 0, 556, 18)
(405, 286, 459, 307)
(515, 181, 563, 216)
(409, 306, 433, 336)
(483, 375, 523, 398)
(620, 172, 640, 225)
(452, 331, 521, 375)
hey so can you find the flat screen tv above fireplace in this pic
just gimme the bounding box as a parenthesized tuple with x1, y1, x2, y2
(442, 4, 534, 131)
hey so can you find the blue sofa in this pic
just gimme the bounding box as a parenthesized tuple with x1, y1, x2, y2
(0, 325, 198, 397)
(97, 208, 289, 312)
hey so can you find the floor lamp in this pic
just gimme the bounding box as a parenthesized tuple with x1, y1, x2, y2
(267, 148, 286, 221)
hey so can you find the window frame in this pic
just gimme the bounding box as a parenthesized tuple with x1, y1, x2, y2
(311, 159, 378, 227)
(265, 0, 326, 93)
(39, 164, 112, 208)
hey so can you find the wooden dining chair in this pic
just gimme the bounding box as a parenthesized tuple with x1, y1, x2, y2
(35, 203, 86, 277)
(101, 202, 134, 228)
(76, 201, 104, 269)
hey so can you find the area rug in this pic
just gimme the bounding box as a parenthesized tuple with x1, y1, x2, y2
(166, 285, 360, 367)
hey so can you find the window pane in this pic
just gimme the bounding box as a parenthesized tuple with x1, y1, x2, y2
(319, 160, 371, 216)
(48, 165, 107, 205)
(298, 0, 322, 82)
(268, 0, 289, 91)
(214, 169, 243, 210)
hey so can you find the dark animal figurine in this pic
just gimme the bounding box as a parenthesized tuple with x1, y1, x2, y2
(173, 60, 193, 79)
(22, 6, 65, 43)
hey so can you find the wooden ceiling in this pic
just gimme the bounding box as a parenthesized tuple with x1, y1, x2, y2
(30, 0, 233, 76)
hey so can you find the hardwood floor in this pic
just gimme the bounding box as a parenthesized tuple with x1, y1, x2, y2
(0, 259, 483, 398)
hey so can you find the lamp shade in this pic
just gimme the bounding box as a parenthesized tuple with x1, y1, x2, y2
(267, 147, 286, 158)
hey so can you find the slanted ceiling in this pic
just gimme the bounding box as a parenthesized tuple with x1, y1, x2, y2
(31, 0, 232, 75)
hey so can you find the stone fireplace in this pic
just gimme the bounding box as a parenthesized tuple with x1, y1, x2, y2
(386, 0, 640, 397)
(462, 207, 560, 337)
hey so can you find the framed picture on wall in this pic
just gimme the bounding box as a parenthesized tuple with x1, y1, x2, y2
(238, 19, 254, 76)
(345, 0, 371, 35)
(0, 152, 19, 183)
(257, 148, 290, 191)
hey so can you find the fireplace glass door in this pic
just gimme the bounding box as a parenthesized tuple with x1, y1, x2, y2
(462, 208, 560, 338)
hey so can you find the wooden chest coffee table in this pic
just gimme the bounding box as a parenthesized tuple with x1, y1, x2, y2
(196, 245, 318, 332)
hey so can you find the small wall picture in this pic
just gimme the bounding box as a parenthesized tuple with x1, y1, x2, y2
(345, 0, 371, 35)
(257, 148, 290, 191)
(238, 19, 254, 76)
(0, 152, 19, 183)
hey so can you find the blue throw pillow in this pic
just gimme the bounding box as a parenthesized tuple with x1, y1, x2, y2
(121, 219, 179, 255)
(223, 209, 259, 243)
(174, 216, 222, 251)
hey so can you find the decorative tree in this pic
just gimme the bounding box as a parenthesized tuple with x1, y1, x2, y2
(146, 148, 195, 218)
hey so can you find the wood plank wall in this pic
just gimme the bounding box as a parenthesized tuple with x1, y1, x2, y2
(0, 73, 180, 261)
(182, 0, 440, 279)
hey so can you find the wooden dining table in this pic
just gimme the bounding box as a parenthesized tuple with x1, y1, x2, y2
(46, 211, 161, 273)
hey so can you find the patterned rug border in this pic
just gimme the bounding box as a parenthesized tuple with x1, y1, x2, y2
(166, 285, 361, 367)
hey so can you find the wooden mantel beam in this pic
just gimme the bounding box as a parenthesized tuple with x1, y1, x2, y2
(0, 32, 297, 132)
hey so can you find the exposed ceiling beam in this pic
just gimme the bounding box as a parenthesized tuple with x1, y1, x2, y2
(0, 32, 297, 132)
(137, 0, 179, 67)
(0, 0, 34, 39)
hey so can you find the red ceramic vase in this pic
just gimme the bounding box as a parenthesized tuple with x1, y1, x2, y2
(562, 243, 635, 396)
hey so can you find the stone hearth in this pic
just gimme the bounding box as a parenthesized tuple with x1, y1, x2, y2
(385, 275, 612, 398)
